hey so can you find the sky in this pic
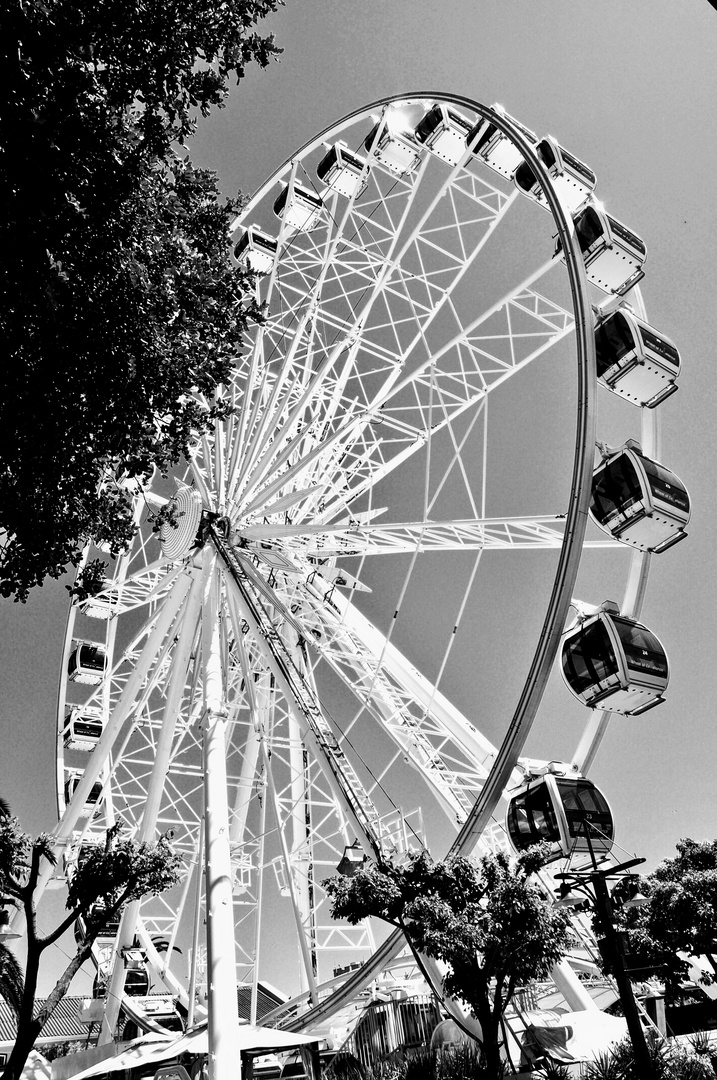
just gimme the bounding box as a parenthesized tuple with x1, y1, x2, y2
(1, 0, 716, 997)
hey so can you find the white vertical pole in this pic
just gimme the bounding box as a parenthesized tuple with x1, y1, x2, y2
(187, 824, 205, 1030)
(202, 549, 241, 1080)
(99, 572, 203, 1044)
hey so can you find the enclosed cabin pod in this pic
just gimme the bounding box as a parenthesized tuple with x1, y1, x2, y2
(466, 108, 537, 180)
(591, 441, 690, 553)
(595, 304, 680, 407)
(514, 136, 597, 214)
(122, 949, 151, 996)
(234, 226, 278, 275)
(68, 641, 107, 685)
(317, 142, 369, 198)
(413, 104, 473, 167)
(273, 184, 324, 232)
(64, 769, 103, 813)
(507, 772, 614, 861)
(562, 601, 668, 715)
(364, 119, 423, 176)
(556, 201, 646, 296)
(64, 705, 104, 751)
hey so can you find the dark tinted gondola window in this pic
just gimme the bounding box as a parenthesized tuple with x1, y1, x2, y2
(508, 783, 560, 849)
(590, 455, 643, 525)
(558, 780, 614, 843)
(79, 645, 104, 671)
(612, 617, 668, 678)
(514, 160, 536, 192)
(317, 145, 339, 181)
(562, 619, 618, 694)
(575, 207, 603, 253)
(364, 124, 380, 153)
(469, 122, 495, 154)
(595, 312, 635, 376)
(641, 459, 690, 513)
(415, 105, 442, 144)
(638, 327, 680, 368)
(538, 139, 556, 168)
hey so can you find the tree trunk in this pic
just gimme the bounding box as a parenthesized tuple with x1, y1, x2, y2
(472, 991, 503, 1080)
(2, 1019, 43, 1080)
(0, 938, 93, 1080)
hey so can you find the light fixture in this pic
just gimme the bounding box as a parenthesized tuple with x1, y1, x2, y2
(336, 840, 367, 878)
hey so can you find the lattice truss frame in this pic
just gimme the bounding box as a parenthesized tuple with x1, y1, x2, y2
(56, 97, 624, 1009)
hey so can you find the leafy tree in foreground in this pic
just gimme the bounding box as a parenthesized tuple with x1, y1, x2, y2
(0, 0, 282, 600)
(619, 838, 717, 1000)
(0, 812, 183, 1080)
(324, 847, 571, 1078)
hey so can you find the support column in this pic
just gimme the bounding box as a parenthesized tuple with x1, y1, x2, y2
(202, 548, 241, 1080)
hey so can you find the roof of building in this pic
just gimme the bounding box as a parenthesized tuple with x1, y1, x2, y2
(0, 986, 286, 1049)
(0, 997, 90, 1048)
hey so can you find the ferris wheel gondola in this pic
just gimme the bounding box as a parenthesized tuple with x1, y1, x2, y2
(514, 136, 597, 213)
(595, 303, 680, 407)
(40, 93, 688, 1045)
(590, 440, 690, 553)
(562, 601, 669, 715)
(506, 767, 614, 861)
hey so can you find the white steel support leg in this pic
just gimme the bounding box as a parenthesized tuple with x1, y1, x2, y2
(98, 571, 203, 1044)
(285, 630, 318, 995)
(202, 549, 241, 1080)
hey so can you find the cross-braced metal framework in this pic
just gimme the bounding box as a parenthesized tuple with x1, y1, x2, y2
(46, 94, 663, 1049)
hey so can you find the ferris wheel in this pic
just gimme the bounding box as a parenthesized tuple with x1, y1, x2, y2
(48, 94, 688, 1045)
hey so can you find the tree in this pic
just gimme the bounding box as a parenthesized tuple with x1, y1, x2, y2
(0, 813, 183, 1080)
(0, 0, 283, 601)
(619, 838, 717, 1000)
(324, 847, 571, 1078)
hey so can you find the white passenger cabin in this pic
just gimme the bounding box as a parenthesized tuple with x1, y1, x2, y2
(64, 705, 104, 751)
(514, 136, 596, 214)
(595, 304, 679, 408)
(64, 769, 103, 813)
(561, 601, 668, 716)
(364, 120, 423, 176)
(590, 440, 690, 554)
(558, 201, 646, 295)
(317, 142, 369, 198)
(414, 103, 473, 167)
(68, 640, 107, 685)
(234, 227, 279, 274)
(467, 107, 537, 180)
(273, 184, 324, 231)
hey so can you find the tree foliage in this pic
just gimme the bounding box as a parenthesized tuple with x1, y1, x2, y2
(620, 838, 717, 998)
(0, 0, 282, 600)
(0, 812, 183, 1080)
(325, 847, 571, 1077)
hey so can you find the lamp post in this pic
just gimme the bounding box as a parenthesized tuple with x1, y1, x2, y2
(555, 856, 654, 1080)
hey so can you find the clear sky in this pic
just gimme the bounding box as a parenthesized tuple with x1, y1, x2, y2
(2, 0, 716, 995)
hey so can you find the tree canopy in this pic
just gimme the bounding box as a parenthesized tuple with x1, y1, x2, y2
(325, 846, 571, 1076)
(0, 0, 282, 600)
(620, 838, 717, 997)
(0, 812, 183, 1080)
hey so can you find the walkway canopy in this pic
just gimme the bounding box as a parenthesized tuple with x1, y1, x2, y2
(57, 1025, 320, 1080)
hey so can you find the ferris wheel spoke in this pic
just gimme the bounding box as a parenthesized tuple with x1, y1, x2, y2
(279, 583, 503, 833)
(236, 514, 622, 556)
(223, 138, 519, 517)
(218, 544, 390, 853)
